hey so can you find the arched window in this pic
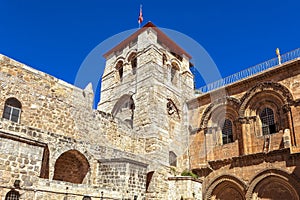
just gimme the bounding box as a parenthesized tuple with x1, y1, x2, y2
(169, 151, 177, 167)
(222, 119, 233, 144)
(5, 189, 20, 200)
(260, 107, 276, 135)
(146, 171, 154, 192)
(128, 52, 137, 75)
(3, 98, 22, 123)
(111, 94, 135, 128)
(162, 53, 167, 65)
(116, 60, 123, 82)
(131, 55, 137, 75)
(170, 62, 179, 84)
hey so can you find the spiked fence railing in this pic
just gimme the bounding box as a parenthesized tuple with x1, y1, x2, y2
(196, 48, 300, 94)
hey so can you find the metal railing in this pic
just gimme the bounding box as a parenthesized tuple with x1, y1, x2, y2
(196, 48, 300, 94)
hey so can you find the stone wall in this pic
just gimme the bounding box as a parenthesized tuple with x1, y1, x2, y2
(168, 177, 202, 200)
(188, 59, 300, 163)
(0, 38, 196, 199)
(97, 158, 147, 199)
(0, 118, 151, 199)
(187, 59, 300, 199)
(0, 53, 154, 199)
(0, 135, 44, 187)
(0, 54, 148, 154)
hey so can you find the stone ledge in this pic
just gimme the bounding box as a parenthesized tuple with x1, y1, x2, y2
(168, 176, 203, 183)
(0, 130, 47, 148)
(98, 158, 148, 168)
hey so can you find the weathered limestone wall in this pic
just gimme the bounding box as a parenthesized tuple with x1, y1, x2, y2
(188, 59, 300, 166)
(187, 58, 300, 199)
(0, 24, 197, 200)
(97, 158, 147, 199)
(0, 48, 195, 199)
(98, 26, 194, 176)
(0, 54, 153, 199)
(0, 136, 44, 187)
(168, 177, 202, 200)
(0, 117, 150, 199)
(0, 54, 155, 153)
(203, 150, 300, 199)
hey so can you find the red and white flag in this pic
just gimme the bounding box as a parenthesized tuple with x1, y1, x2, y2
(138, 5, 143, 25)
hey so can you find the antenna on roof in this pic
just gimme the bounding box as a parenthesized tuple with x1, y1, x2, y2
(138, 4, 143, 29)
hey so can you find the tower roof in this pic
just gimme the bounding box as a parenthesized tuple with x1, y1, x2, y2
(103, 22, 192, 60)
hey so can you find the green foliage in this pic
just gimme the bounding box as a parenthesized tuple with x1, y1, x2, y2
(170, 166, 177, 175)
(181, 170, 198, 179)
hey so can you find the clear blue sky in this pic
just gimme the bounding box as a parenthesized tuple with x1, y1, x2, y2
(1, 0, 299, 98)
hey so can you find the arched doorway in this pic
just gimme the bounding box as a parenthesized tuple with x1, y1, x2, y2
(211, 181, 245, 200)
(246, 169, 300, 200)
(205, 175, 246, 200)
(252, 176, 299, 200)
(53, 150, 90, 184)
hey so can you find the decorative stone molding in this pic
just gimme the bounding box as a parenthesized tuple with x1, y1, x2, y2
(239, 82, 294, 117)
(282, 104, 292, 113)
(98, 158, 148, 168)
(238, 116, 257, 124)
(245, 168, 300, 200)
(205, 174, 247, 200)
(200, 97, 240, 129)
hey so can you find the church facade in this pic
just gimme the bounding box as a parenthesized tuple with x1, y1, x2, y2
(0, 22, 299, 200)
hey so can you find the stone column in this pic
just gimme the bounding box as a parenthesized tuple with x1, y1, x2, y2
(239, 117, 255, 155)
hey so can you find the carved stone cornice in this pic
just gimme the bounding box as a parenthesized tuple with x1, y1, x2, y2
(239, 82, 294, 117)
(206, 148, 291, 170)
(200, 96, 240, 129)
(238, 116, 256, 124)
(282, 104, 291, 113)
(293, 98, 300, 107)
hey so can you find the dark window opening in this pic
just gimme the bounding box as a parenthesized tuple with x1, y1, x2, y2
(146, 171, 154, 192)
(5, 190, 20, 200)
(171, 67, 176, 83)
(118, 68, 123, 81)
(169, 151, 177, 167)
(260, 107, 276, 135)
(222, 119, 233, 144)
(116, 61, 123, 81)
(128, 53, 137, 75)
(163, 54, 167, 65)
(131, 57, 137, 75)
(3, 98, 22, 123)
(171, 52, 183, 61)
(40, 146, 50, 179)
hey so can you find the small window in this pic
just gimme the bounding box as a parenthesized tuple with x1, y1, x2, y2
(146, 171, 154, 192)
(128, 52, 137, 75)
(5, 189, 20, 200)
(116, 61, 123, 82)
(169, 151, 177, 167)
(3, 98, 22, 123)
(131, 57, 137, 75)
(171, 67, 176, 83)
(222, 119, 233, 144)
(170, 63, 179, 84)
(162, 54, 167, 65)
(260, 107, 276, 135)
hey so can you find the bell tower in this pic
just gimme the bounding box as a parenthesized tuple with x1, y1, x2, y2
(98, 22, 194, 167)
